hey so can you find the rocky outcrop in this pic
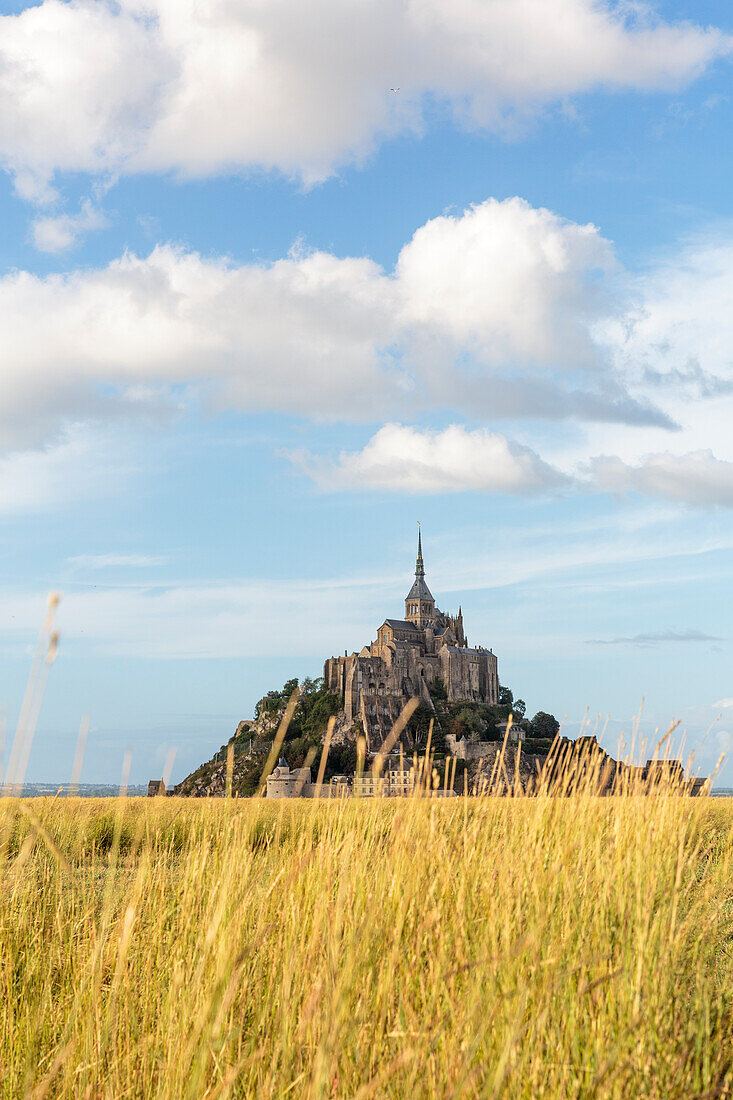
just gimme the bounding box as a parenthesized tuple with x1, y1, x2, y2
(175, 746, 272, 798)
(174, 706, 290, 797)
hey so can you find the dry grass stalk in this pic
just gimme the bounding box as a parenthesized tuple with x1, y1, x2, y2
(1, 759, 730, 1099)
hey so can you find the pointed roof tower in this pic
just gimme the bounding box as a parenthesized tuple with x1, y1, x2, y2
(405, 527, 434, 622)
(416, 527, 425, 576)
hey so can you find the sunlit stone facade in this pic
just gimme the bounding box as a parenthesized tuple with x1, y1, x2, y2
(324, 533, 499, 749)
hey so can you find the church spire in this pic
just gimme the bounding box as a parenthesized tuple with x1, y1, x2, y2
(405, 525, 434, 623)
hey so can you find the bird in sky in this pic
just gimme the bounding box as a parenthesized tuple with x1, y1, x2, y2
(390, 87, 400, 93)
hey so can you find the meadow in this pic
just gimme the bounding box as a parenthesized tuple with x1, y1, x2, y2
(1, 787, 732, 1099)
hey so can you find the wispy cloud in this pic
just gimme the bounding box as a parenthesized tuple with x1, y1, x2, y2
(588, 628, 723, 647)
(1, 514, 729, 661)
(587, 450, 733, 507)
(0, 425, 132, 515)
(67, 554, 168, 570)
(31, 200, 108, 253)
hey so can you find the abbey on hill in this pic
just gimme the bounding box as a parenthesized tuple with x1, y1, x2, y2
(324, 531, 499, 749)
(161, 530, 708, 799)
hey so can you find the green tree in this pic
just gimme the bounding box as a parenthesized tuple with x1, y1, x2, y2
(513, 698, 527, 719)
(326, 743, 357, 780)
(530, 712, 560, 739)
(429, 676, 448, 702)
(450, 707, 486, 742)
(498, 685, 514, 708)
(255, 690, 281, 718)
(281, 677, 299, 700)
(430, 719, 447, 755)
(407, 702, 435, 748)
(479, 706, 500, 740)
(302, 691, 342, 738)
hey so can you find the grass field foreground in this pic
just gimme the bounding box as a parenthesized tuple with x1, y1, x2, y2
(1, 788, 732, 1098)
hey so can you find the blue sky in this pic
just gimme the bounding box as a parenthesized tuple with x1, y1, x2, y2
(1, 0, 733, 786)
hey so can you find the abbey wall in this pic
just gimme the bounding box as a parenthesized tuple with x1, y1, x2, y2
(324, 533, 498, 750)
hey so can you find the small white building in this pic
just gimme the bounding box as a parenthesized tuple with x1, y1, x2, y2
(265, 756, 455, 799)
(353, 763, 414, 797)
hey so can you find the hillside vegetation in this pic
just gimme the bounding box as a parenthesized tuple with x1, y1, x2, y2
(175, 677, 559, 797)
(1, 784, 732, 1098)
(176, 678, 355, 797)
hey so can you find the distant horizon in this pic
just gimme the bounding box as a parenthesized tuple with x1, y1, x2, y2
(12, 783, 733, 796)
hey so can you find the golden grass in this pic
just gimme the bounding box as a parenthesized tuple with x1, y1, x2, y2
(1, 790, 732, 1099)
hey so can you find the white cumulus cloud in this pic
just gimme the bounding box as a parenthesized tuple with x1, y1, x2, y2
(292, 423, 568, 494)
(0, 197, 657, 454)
(396, 197, 615, 369)
(6, 195, 733, 512)
(0, 0, 728, 198)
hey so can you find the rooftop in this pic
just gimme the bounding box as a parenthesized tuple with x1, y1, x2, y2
(384, 618, 421, 631)
(406, 574, 434, 601)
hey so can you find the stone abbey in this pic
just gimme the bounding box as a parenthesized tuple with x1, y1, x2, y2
(324, 532, 499, 749)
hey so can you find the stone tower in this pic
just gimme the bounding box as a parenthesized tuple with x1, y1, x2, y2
(405, 528, 435, 626)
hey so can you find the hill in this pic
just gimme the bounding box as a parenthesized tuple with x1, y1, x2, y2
(173, 676, 560, 797)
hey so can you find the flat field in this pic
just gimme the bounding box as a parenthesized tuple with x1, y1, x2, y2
(1, 793, 732, 1099)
